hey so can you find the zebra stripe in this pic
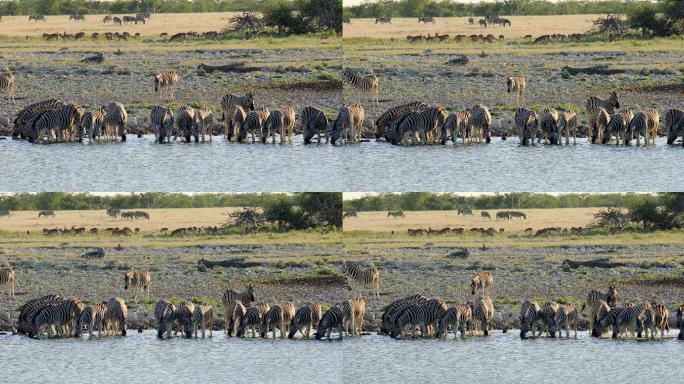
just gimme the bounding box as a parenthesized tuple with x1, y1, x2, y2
(222, 285, 255, 335)
(192, 304, 214, 338)
(18, 295, 65, 335)
(221, 93, 255, 141)
(602, 109, 634, 145)
(396, 106, 448, 145)
(436, 304, 472, 338)
(225, 300, 246, 337)
(540, 108, 559, 145)
(391, 298, 448, 338)
(344, 261, 380, 299)
(13, 99, 65, 138)
(154, 70, 179, 101)
(80, 107, 107, 143)
(541, 301, 560, 337)
(288, 302, 322, 339)
(174, 301, 195, 338)
(237, 302, 270, 338)
(594, 303, 631, 337)
(105, 297, 128, 336)
(587, 92, 620, 143)
(261, 302, 296, 339)
(441, 110, 471, 145)
(468, 104, 492, 143)
(664, 108, 684, 146)
(637, 304, 668, 340)
(76, 303, 108, 337)
(612, 303, 650, 338)
(31, 299, 85, 338)
(0, 70, 15, 104)
(553, 303, 578, 338)
(342, 297, 366, 336)
(300, 106, 328, 145)
(175, 106, 195, 142)
(519, 300, 542, 339)
(155, 300, 176, 339)
(29, 104, 84, 143)
(515, 107, 539, 146)
(239, 108, 269, 144)
(376, 101, 429, 141)
(103, 102, 128, 142)
(342, 68, 379, 106)
(507, 76, 526, 104)
(315, 304, 346, 340)
(558, 110, 578, 145)
(151, 105, 174, 143)
(0, 267, 15, 297)
(123, 269, 151, 298)
(626, 108, 659, 146)
(470, 296, 494, 336)
(331, 104, 365, 145)
(380, 293, 429, 335)
(471, 271, 493, 295)
(191, 107, 213, 143)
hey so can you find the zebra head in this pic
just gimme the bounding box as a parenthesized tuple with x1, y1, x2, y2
(667, 118, 683, 146)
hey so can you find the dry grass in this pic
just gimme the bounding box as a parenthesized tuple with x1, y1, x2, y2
(0, 13, 240, 37)
(343, 208, 602, 232)
(0, 208, 246, 232)
(343, 15, 598, 39)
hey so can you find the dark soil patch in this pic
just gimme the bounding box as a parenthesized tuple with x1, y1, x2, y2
(630, 82, 684, 95)
(269, 79, 342, 91)
(265, 274, 346, 287)
(622, 275, 684, 287)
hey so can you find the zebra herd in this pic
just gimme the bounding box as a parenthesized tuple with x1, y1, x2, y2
(120, 211, 150, 220)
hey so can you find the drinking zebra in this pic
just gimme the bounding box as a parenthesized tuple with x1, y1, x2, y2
(436, 304, 472, 339)
(154, 71, 179, 101)
(558, 110, 578, 145)
(540, 108, 559, 145)
(375, 101, 429, 141)
(76, 303, 108, 337)
(664, 108, 684, 146)
(637, 303, 668, 340)
(155, 300, 176, 339)
(261, 302, 296, 339)
(18, 295, 65, 335)
(150, 105, 175, 143)
(300, 106, 328, 145)
(222, 285, 255, 335)
(471, 271, 493, 295)
(221, 93, 255, 141)
(343, 297, 366, 336)
(80, 107, 107, 143)
(262, 107, 295, 144)
(553, 303, 578, 338)
(391, 298, 448, 338)
(541, 301, 560, 337)
(515, 107, 539, 146)
(0, 70, 15, 105)
(175, 301, 195, 338)
(677, 306, 684, 340)
(191, 107, 213, 143)
(0, 267, 15, 297)
(586, 92, 620, 143)
(602, 109, 634, 145)
(331, 104, 365, 145)
(612, 303, 650, 338)
(239, 109, 268, 144)
(396, 106, 448, 145)
(226, 300, 246, 337)
(174, 106, 195, 142)
(468, 104, 492, 143)
(31, 299, 85, 338)
(625, 108, 659, 146)
(380, 293, 429, 335)
(192, 304, 214, 338)
(342, 68, 379, 107)
(237, 302, 270, 338)
(507, 76, 526, 105)
(519, 300, 542, 339)
(103, 102, 128, 141)
(105, 297, 128, 336)
(123, 269, 151, 299)
(29, 104, 84, 143)
(470, 296, 495, 336)
(343, 261, 380, 299)
(441, 110, 471, 145)
(315, 304, 346, 340)
(13, 99, 66, 138)
(288, 302, 322, 339)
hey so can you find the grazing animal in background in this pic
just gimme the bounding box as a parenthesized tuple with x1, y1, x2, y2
(222, 285, 256, 335)
(316, 304, 346, 340)
(468, 104, 492, 143)
(519, 300, 542, 339)
(192, 304, 214, 338)
(664, 108, 684, 146)
(558, 110, 578, 145)
(436, 304, 472, 338)
(38, 210, 55, 218)
(507, 76, 526, 105)
(191, 107, 213, 143)
(103, 102, 128, 141)
(469, 296, 495, 336)
(155, 300, 176, 338)
(123, 269, 151, 299)
(237, 302, 270, 338)
(0, 267, 15, 297)
(626, 108, 659, 146)
(586, 92, 620, 143)
(602, 109, 634, 145)
(481, 211, 491, 219)
(540, 108, 560, 145)
(515, 107, 539, 146)
(344, 261, 380, 299)
(154, 71, 179, 102)
(221, 93, 255, 141)
(288, 302, 322, 339)
(300, 106, 328, 145)
(471, 271, 493, 295)
(29, 15, 46, 22)
(441, 110, 471, 144)
(553, 303, 578, 338)
(261, 302, 296, 339)
(0, 70, 15, 105)
(150, 105, 175, 143)
(342, 68, 379, 107)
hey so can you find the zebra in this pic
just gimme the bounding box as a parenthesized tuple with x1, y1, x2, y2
(13, 99, 66, 138)
(237, 302, 270, 338)
(29, 15, 46, 21)
(222, 285, 255, 335)
(155, 300, 176, 338)
(221, 93, 255, 141)
(192, 304, 214, 338)
(0, 70, 15, 105)
(441, 110, 471, 145)
(175, 106, 195, 142)
(124, 269, 151, 299)
(468, 104, 492, 143)
(558, 110, 578, 145)
(225, 300, 246, 337)
(664, 108, 684, 146)
(342, 68, 379, 107)
(150, 105, 174, 143)
(677, 306, 684, 340)
(507, 76, 526, 105)
(586, 92, 620, 143)
(261, 302, 296, 339)
(396, 106, 448, 145)
(103, 102, 128, 142)
(602, 109, 634, 145)
(582, 286, 617, 331)
(262, 107, 295, 144)
(154, 71, 179, 101)
(469, 296, 495, 336)
(315, 304, 346, 340)
(541, 301, 560, 337)
(637, 303, 668, 340)
(174, 301, 195, 338)
(300, 106, 328, 145)
(344, 261, 380, 299)
(553, 303, 578, 338)
(190, 107, 213, 143)
(29, 104, 84, 143)
(391, 298, 447, 338)
(80, 108, 108, 144)
(380, 293, 429, 335)
(342, 297, 366, 336)
(436, 304, 473, 339)
(104, 297, 128, 336)
(519, 299, 542, 339)
(481, 211, 491, 219)
(31, 299, 85, 338)
(376, 101, 429, 142)
(540, 108, 559, 145)
(515, 107, 539, 146)
(331, 104, 365, 145)
(239, 108, 269, 144)
(471, 271, 493, 295)
(612, 303, 650, 339)
(288, 302, 322, 339)
(17, 295, 65, 335)
(594, 303, 631, 337)
(76, 303, 108, 337)
(625, 108, 659, 146)
(0, 267, 15, 297)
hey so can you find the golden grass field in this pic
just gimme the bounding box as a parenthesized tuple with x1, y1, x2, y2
(344, 15, 598, 38)
(343, 208, 602, 232)
(0, 207, 246, 232)
(0, 12, 241, 37)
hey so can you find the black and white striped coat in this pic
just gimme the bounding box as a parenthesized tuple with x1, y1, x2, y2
(237, 302, 270, 338)
(541, 301, 560, 337)
(344, 261, 380, 299)
(342, 68, 379, 106)
(558, 110, 578, 145)
(342, 297, 366, 336)
(376, 101, 429, 141)
(0, 70, 15, 104)
(637, 303, 668, 340)
(540, 108, 559, 145)
(395, 106, 448, 145)
(470, 296, 494, 336)
(664, 108, 684, 146)
(221, 93, 255, 141)
(175, 106, 196, 142)
(441, 110, 471, 145)
(519, 300, 542, 339)
(80, 107, 107, 143)
(288, 302, 322, 339)
(507, 76, 526, 104)
(331, 105, 365, 145)
(612, 303, 649, 338)
(154, 70, 179, 101)
(123, 269, 151, 298)
(315, 304, 346, 340)
(222, 285, 255, 335)
(155, 300, 176, 339)
(626, 108, 659, 146)
(300, 106, 328, 145)
(380, 293, 429, 335)
(13, 99, 65, 138)
(391, 298, 447, 338)
(587, 92, 620, 143)
(76, 303, 108, 337)
(192, 304, 214, 338)
(18, 295, 65, 335)
(471, 271, 493, 295)
(103, 102, 128, 142)
(261, 302, 296, 339)
(175, 301, 195, 338)
(468, 104, 492, 143)
(436, 304, 472, 338)
(515, 107, 539, 146)
(150, 105, 174, 143)
(553, 303, 578, 338)
(191, 107, 213, 143)
(105, 297, 128, 336)
(0, 267, 15, 297)
(31, 299, 85, 338)
(239, 108, 269, 144)
(30, 104, 84, 143)
(602, 109, 634, 145)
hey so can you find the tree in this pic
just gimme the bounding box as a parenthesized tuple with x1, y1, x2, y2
(263, 0, 297, 34)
